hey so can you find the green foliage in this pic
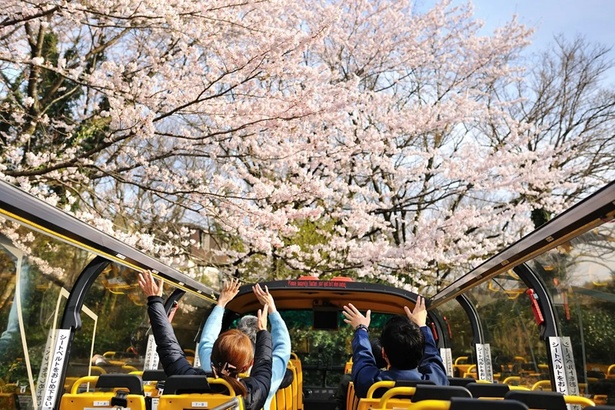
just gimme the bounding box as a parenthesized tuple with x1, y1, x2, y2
(559, 292, 615, 365)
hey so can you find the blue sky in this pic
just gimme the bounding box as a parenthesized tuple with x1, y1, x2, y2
(463, 0, 615, 52)
(419, 0, 615, 82)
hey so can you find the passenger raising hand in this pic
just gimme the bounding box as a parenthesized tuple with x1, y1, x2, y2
(404, 295, 427, 327)
(257, 304, 269, 331)
(342, 303, 371, 330)
(217, 277, 241, 308)
(253, 284, 277, 313)
(138, 270, 163, 297)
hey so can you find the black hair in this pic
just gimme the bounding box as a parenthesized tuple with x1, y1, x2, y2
(380, 315, 424, 369)
(370, 338, 387, 369)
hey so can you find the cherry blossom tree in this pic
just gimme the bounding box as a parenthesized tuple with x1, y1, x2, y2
(482, 36, 615, 228)
(0, 0, 610, 290)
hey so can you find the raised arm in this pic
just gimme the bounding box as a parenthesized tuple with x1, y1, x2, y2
(253, 284, 291, 403)
(198, 278, 241, 371)
(343, 303, 378, 398)
(138, 271, 201, 376)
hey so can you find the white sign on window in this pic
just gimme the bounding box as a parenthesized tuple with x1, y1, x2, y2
(41, 329, 71, 410)
(475, 343, 493, 382)
(193, 342, 201, 368)
(440, 347, 454, 377)
(144, 334, 160, 370)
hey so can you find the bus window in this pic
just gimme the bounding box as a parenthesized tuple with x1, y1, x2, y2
(66, 264, 148, 382)
(528, 220, 615, 403)
(167, 291, 217, 365)
(437, 299, 475, 377)
(465, 274, 546, 385)
(0, 222, 93, 408)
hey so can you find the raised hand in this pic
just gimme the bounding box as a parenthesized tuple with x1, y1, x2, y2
(217, 277, 241, 308)
(257, 303, 269, 331)
(404, 295, 427, 327)
(342, 303, 371, 330)
(138, 270, 163, 297)
(252, 284, 276, 313)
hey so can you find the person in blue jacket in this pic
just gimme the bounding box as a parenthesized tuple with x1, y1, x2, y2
(199, 278, 291, 410)
(342, 296, 448, 398)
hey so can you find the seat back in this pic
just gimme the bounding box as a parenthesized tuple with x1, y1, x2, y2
(504, 390, 567, 410)
(158, 375, 239, 410)
(358, 384, 472, 410)
(376, 385, 471, 410)
(285, 361, 299, 410)
(59, 375, 146, 410)
(357, 387, 416, 410)
(275, 385, 287, 410)
(449, 397, 529, 410)
(347, 382, 359, 410)
(447, 378, 475, 387)
(290, 353, 303, 410)
(504, 391, 596, 410)
(410, 385, 472, 402)
(367, 380, 436, 399)
(141, 369, 167, 398)
(345, 359, 353, 374)
(274, 369, 295, 410)
(410, 397, 530, 410)
(466, 382, 510, 398)
(159, 394, 243, 410)
(96, 374, 143, 394)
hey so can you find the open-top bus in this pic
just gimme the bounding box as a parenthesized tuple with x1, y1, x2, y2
(0, 178, 614, 410)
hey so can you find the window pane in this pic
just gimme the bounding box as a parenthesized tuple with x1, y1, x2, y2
(0, 221, 92, 408)
(529, 221, 615, 403)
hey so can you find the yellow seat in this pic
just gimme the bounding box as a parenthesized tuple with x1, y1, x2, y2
(358, 385, 472, 410)
(290, 353, 303, 410)
(606, 364, 615, 379)
(270, 391, 278, 410)
(91, 365, 107, 375)
(454, 357, 469, 366)
(275, 385, 287, 410)
(272, 362, 298, 410)
(357, 386, 417, 410)
(347, 382, 359, 410)
(452, 357, 475, 378)
(287, 361, 299, 410)
(408, 397, 531, 410)
(530, 380, 551, 391)
(563, 395, 596, 408)
(504, 390, 596, 409)
(366, 381, 396, 398)
(0, 382, 16, 410)
(140, 369, 167, 398)
(157, 375, 241, 410)
(159, 391, 243, 410)
(345, 359, 353, 374)
(364, 380, 438, 401)
(592, 394, 608, 405)
(122, 365, 139, 373)
(503, 376, 521, 386)
(59, 375, 145, 410)
(462, 365, 477, 379)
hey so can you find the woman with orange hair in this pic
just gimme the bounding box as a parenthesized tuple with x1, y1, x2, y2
(138, 271, 272, 410)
